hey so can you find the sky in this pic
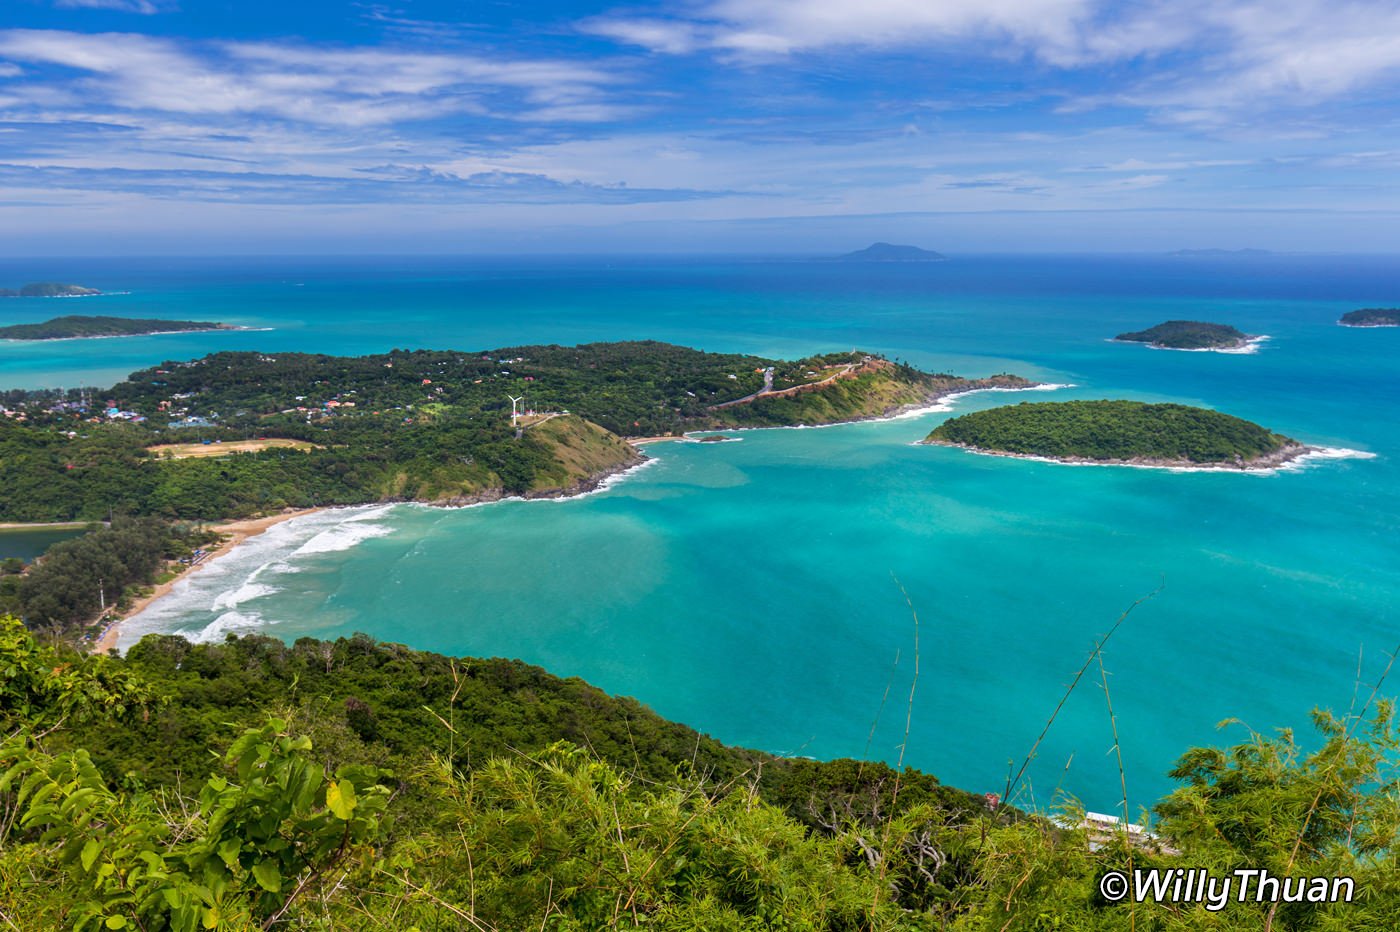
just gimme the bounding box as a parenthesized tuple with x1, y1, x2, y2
(5, 0, 1400, 253)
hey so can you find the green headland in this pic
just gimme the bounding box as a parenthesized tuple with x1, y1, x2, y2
(924, 399, 1307, 468)
(0, 341, 1033, 638)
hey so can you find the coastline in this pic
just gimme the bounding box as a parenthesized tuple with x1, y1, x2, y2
(1, 325, 262, 344)
(92, 507, 325, 653)
(921, 439, 1327, 472)
(0, 520, 93, 530)
(1111, 335, 1269, 354)
(91, 381, 1057, 649)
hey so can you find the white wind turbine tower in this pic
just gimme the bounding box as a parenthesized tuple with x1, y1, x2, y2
(507, 394, 524, 428)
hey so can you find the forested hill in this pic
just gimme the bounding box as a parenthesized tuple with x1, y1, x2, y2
(5, 618, 1397, 929)
(926, 400, 1302, 467)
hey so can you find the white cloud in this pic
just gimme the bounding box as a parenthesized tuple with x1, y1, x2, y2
(54, 0, 165, 13)
(587, 0, 1400, 119)
(0, 63, 21, 78)
(0, 30, 623, 127)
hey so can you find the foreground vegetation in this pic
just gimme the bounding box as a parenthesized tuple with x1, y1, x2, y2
(926, 400, 1300, 466)
(0, 315, 226, 340)
(2, 618, 1397, 929)
(1113, 320, 1254, 350)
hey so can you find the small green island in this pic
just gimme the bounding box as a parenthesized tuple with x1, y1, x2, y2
(924, 399, 1310, 469)
(1113, 319, 1260, 351)
(0, 282, 101, 297)
(0, 315, 234, 341)
(838, 242, 946, 262)
(1339, 308, 1400, 327)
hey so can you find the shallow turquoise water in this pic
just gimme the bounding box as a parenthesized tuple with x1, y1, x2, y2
(7, 254, 1398, 813)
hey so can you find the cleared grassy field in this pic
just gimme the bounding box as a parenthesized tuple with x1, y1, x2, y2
(147, 438, 319, 459)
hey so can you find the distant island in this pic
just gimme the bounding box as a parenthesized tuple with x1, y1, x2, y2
(924, 400, 1310, 470)
(838, 242, 946, 262)
(1339, 308, 1400, 327)
(0, 315, 234, 341)
(1114, 319, 1261, 352)
(0, 282, 101, 297)
(1167, 249, 1273, 257)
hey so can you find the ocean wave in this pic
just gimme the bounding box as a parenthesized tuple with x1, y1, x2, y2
(211, 582, 280, 611)
(116, 504, 397, 650)
(192, 610, 273, 644)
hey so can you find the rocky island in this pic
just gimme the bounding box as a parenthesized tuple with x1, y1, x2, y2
(1339, 308, 1400, 327)
(0, 282, 101, 297)
(837, 242, 946, 262)
(0, 315, 235, 341)
(924, 399, 1311, 470)
(1114, 319, 1261, 352)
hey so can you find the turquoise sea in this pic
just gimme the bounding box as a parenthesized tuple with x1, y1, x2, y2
(3, 254, 1397, 814)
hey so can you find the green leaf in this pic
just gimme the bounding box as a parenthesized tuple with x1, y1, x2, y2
(202, 906, 220, 930)
(217, 837, 241, 870)
(104, 917, 127, 930)
(81, 838, 102, 872)
(326, 778, 356, 820)
(251, 859, 282, 894)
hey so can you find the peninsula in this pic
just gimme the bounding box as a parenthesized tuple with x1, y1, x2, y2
(0, 341, 1035, 640)
(0, 282, 100, 297)
(1113, 319, 1260, 351)
(0, 315, 233, 341)
(924, 399, 1310, 469)
(838, 242, 946, 262)
(1339, 308, 1400, 327)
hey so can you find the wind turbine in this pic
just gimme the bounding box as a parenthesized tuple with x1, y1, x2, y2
(507, 395, 524, 428)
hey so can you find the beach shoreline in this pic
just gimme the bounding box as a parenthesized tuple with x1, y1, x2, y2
(920, 438, 1333, 472)
(92, 507, 325, 653)
(0, 520, 94, 530)
(1, 325, 264, 344)
(90, 382, 1061, 651)
(1110, 335, 1270, 354)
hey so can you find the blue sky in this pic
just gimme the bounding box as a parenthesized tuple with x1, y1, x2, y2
(4, 0, 1400, 253)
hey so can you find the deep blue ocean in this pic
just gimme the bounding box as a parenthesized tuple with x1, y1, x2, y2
(3, 253, 1397, 817)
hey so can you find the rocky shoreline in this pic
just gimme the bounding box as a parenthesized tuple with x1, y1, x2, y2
(922, 438, 1316, 471)
(426, 447, 649, 508)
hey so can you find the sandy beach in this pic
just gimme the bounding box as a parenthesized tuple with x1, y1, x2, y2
(628, 435, 688, 445)
(92, 507, 324, 653)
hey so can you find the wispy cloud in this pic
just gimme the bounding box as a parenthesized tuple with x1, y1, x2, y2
(54, 0, 168, 13)
(586, 0, 1400, 120)
(0, 30, 624, 127)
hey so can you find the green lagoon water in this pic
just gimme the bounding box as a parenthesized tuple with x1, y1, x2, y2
(3, 254, 1397, 812)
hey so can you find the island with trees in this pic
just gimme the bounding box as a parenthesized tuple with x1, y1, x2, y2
(0, 282, 101, 298)
(924, 399, 1310, 469)
(0, 340, 1033, 639)
(1339, 308, 1400, 327)
(0, 315, 235, 341)
(1113, 319, 1261, 351)
(838, 242, 946, 262)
